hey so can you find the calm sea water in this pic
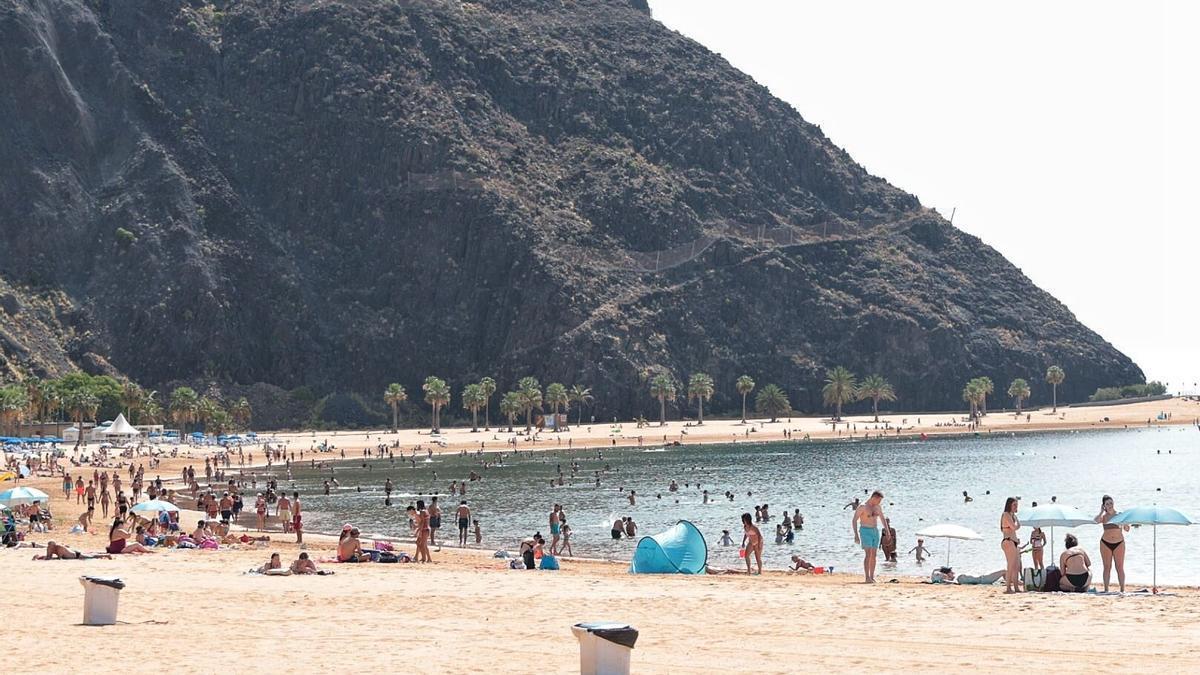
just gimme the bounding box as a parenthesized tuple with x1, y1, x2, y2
(285, 427, 1200, 585)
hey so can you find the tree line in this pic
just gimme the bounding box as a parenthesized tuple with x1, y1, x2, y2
(0, 373, 252, 436)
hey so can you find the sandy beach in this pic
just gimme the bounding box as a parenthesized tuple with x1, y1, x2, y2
(4, 397, 1200, 673)
(263, 397, 1200, 457)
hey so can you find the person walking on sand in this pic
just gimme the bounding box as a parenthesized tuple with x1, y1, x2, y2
(457, 501, 471, 547)
(559, 523, 573, 557)
(852, 491, 886, 583)
(741, 512, 763, 575)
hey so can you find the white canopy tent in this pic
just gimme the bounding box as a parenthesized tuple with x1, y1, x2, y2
(99, 414, 140, 438)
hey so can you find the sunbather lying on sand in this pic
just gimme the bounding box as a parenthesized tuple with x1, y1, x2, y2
(33, 541, 112, 560)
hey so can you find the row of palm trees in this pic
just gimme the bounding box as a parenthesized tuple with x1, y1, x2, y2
(821, 367, 897, 422)
(166, 386, 252, 434)
(384, 377, 596, 434)
(649, 372, 791, 425)
(964, 366, 1066, 417)
(0, 376, 252, 438)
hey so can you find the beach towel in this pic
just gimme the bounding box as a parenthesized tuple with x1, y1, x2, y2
(373, 540, 394, 551)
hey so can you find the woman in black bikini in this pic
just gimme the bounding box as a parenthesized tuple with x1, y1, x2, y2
(1094, 495, 1129, 593)
(1057, 534, 1092, 592)
(1000, 497, 1022, 593)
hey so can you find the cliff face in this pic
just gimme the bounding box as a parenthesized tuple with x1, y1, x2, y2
(0, 0, 1142, 421)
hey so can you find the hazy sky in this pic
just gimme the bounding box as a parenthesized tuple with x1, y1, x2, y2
(650, 1, 1199, 392)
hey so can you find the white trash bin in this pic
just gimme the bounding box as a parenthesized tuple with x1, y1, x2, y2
(80, 576, 126, 625)
(571, 622, 638, 675)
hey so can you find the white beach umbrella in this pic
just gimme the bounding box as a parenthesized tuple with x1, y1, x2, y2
(915, 523, 983, 566)
(1022, 504, 1095, 557)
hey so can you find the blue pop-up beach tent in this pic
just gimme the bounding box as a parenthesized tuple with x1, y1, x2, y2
(629, 520, 707, 574)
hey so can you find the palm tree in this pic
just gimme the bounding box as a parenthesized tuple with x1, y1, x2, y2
(383, 383, 407, 432)
(479, 377, 497, 430)
(649, 373, 676, 427)
(1007, 378, 1031, 414)
(169, 387, 199, 433)
(500, 391, 522, 432)
(120, 381, 143, 421)
(1046, 366, 1065, 412)
(196, 397, 221, 432)
(141, 391, 163, 425)
(962, 380, 984, 419)
(754, 384, 791, 422)
(976, 376, 995, 416)
(822, 366, 857, 421)
(23, 377, 46, 423)
(230, 397, 252, 429)
(735, 375, 755, 423)
(461, 383, 486, 432)
(422, 376, 451, 433)
(855, 374, 897, 423)
(568, 385, 594, 426)
(687, 373, 715, 424)
(0, 385, 30, 435)
(545, 382, 568, 419)
(517, 377, 543, 431)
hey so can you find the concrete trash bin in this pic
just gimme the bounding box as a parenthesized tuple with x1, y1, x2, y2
(80, 576, 126, 625)
(571, 622, 638, 675)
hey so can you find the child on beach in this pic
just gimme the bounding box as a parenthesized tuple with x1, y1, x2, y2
(1029, 527, 1046, 569)
(473, 520, 482, 545)
(909, 538, 931, 563)
(719, 530, 734, 546)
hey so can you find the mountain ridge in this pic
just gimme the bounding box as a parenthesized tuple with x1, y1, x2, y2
(0, 0, 1143, 425)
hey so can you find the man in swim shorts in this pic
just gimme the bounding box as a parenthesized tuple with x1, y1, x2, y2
(852, 490, 887, 583)
(428, 496, 441, 549)
(456, 501, 471, 547)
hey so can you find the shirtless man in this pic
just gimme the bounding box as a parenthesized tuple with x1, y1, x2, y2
(338, 528, 369, 562)
(549, 504, 562, 554)
(852, 490, 887, 583)
(291, 492, 303, 544)
(627, 490, 636, 506)
(428, 496, 442, 550)
(456, 501, 471, 547)
(276, 493, 292, 533)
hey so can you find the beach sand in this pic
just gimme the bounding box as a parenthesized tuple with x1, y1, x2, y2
(263, 397, 1200, 458)
(3, 536, 1199, 673)
(4, 397, 1200, 672)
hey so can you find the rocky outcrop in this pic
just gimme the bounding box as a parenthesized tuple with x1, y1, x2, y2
(0, 0, 1142, 422)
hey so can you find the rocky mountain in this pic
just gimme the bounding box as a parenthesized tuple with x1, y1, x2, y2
(0, 0, 1143, 425)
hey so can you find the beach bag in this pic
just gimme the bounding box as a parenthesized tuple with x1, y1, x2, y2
(377, 551, 399, 563)
(539, 554, 560, 571)
(1042, 566, 1061, 592)
(1022, 567, 1045, 592)
(373, 540, 394, 552)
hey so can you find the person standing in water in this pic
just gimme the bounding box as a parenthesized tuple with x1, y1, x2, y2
(456, 501, 471, 547)
(851, 491, 886, 583)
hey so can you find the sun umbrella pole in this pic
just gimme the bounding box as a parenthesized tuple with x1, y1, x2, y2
(1153, 523, 1158, 593)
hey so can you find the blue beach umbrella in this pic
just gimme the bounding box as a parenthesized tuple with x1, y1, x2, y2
(0, 486, 50, 506)
(1022, 504, 1094, 557)
(1109, 505, 1196, 592)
